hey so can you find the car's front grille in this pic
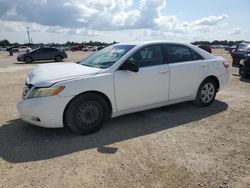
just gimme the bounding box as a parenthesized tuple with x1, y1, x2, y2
(22, 83, 33, 99)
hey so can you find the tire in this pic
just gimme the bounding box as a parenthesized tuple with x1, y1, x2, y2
(239, 66, 247, 78)
(239, 65, 242, 75)
(64, 93, 109, 135)
(55, 55, 63, 62)
(194, 78, 217, 107)
(24, 56, 32, 63)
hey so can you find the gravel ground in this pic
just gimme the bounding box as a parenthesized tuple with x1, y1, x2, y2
(0, 49, 249, 188)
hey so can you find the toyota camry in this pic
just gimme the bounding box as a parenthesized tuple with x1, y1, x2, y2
(17, 41, 229, 135)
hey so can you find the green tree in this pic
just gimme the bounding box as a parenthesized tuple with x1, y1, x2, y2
(0, 39, 10, 46)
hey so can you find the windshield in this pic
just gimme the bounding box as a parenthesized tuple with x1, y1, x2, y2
(237, 43, 250, 52)
(78, 44, 135, 68)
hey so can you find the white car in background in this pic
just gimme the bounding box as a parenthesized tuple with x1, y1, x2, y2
(83, 46, 98, 51)
(17, 41, 229, 135)
(0, 46, 7, 51)
(13, 46, 32, 53)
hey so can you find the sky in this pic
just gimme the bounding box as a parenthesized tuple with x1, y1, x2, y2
(0, 0, 249, 44)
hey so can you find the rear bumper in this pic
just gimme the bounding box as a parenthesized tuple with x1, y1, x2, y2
(218, 71, 229, 90)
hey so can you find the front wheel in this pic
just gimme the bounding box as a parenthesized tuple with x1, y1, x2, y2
(194, 78, 217, 107)
(55, 55, 63, 62)
(64, 93, 109, 135)
(239, 66, 247, 78)
(24, 56, 32, 63)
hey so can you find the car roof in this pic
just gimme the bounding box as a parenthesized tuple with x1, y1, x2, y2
(38, 47, 58, 49)
(116, 41, 197, 47)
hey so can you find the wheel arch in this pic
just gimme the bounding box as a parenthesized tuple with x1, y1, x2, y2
(63, 90, 113, 127)
(55, 54, 63, 61)
(204, 75, 220, 92)
(24, 55, 33, 61)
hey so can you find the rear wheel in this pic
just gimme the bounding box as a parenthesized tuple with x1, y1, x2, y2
(55, 55, 63, 62)
(194, 78, 217, 107)
(64, 93, 109, 135)
(24, 56, 32, 63)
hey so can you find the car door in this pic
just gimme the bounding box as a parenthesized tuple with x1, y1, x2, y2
(31, 48, 44, 61)
(164, 44, 208, 100)
(44, 48, 58, 60)
(114, 44, 170, 112)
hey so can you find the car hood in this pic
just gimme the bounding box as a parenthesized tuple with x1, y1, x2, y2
(26, 62, 102, 87)
(17, 52, 28, 57)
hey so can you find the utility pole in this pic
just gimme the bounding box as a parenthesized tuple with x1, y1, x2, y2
(27, 27, 31, 44)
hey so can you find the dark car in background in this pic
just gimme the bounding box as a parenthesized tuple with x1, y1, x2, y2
(231, 42, 250, 67)
(197, 45, 212, 53)
(17, 47, 67, 63)
(225, 45, 236, 54)
(239, 53, 250, 78)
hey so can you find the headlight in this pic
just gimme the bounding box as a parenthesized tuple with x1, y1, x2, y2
(26, 86, 65, 99)
(240, 60, 245, 65)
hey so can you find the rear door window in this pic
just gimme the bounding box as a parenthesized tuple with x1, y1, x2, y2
(191, 49, 204, 60)
(164, 44, 203, 63)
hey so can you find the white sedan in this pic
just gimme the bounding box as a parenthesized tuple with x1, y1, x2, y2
(17, 41, 229, 134)
(13, 46, 32, 53)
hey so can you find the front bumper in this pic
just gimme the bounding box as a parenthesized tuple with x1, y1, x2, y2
(17, 95, 73, 128)
(240, 65, 250, 76)
(17, 56, 23, 62)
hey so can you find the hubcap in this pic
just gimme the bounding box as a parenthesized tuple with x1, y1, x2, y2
(26, 58, 31, 62)
(76, 101, 102, 128)
(201, 83, 215, 103)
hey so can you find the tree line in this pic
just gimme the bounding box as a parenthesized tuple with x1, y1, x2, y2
(191, 40, 248, 46)
(0, 39, 116, 47)
(1, 39, 248, 47)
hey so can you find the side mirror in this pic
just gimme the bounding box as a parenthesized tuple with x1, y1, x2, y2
(120, 60, 139, 72)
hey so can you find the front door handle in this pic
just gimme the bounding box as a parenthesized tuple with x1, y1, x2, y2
(200, 63, 208, 67)
(159, 70, 169, 74)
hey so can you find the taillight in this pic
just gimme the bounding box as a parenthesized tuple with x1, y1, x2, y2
(223, 61, 229, 68)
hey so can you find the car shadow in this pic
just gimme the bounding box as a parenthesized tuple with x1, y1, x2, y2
(0, 100, 228, 163)
(240, 77, 250, 83)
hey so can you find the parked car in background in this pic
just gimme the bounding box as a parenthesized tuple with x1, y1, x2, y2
(17, 46, 32, 53)
(225, 45, 236, 54)
(83, 46, 98, 51)
(71, 45, 86, 51)
(239, 53, 250, 78)
(17, 41, 229, 135)
(231, 42, 250, 67)
(197, 45, 212, 53)
(0, 46, 7, 51)
(7, 45, 19, 52)
(97, 46, 105, 51)
(7, 46, 31, 53)
(17, 47, 67, 63)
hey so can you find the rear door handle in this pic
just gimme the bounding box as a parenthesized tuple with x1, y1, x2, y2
(200, 63, 208, 67)
(159, 70, 169, 74)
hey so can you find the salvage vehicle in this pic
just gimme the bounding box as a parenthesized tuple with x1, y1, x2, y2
(239, 53, 250, 78)
(17, 47, 67, 63)
(231, 42, 250, 67)
(17, 41, 229, 135)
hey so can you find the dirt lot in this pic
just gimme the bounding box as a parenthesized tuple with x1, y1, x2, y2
(0, 49, 249, 188)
